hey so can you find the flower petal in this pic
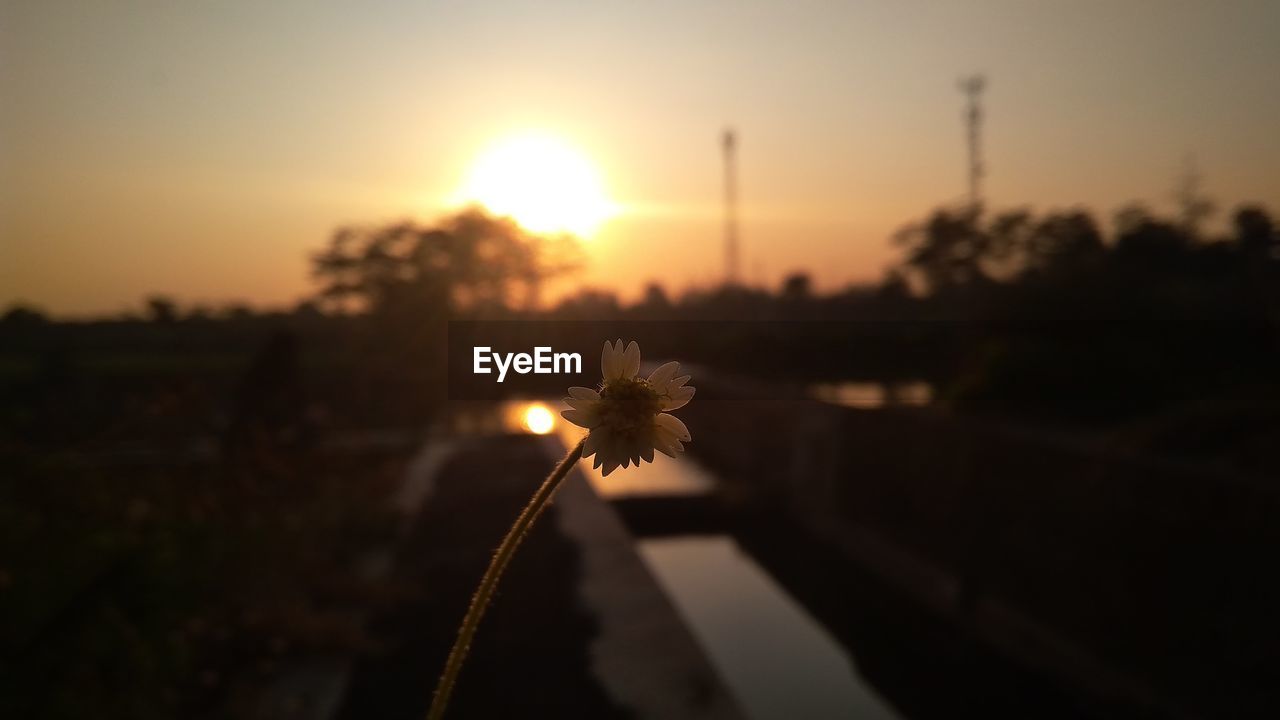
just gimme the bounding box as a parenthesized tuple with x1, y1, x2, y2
(564, 397, 596, 411)
(654, 436, 680, 457)
(622, 341, 641, 379)
(568, 386, 601, 402)
(601, 458, 620, 476)
(647, 361, 680, 389)
(655, 413, 691, 442)
(561, 408, 599, 429)
(661, 386, 695, 411)
(671, 375, 691, 388)
(601, 341, 618, 380)
(653, 419, 684, 457)
(640, 444, 654, 464)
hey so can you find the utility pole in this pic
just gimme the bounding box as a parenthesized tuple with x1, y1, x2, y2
(1173, 155, 1215, 238)
(722, 127, 740, 286)
(958, 75, 986, 211)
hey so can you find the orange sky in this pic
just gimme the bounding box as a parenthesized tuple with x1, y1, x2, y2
(3, 1, 1279, 316)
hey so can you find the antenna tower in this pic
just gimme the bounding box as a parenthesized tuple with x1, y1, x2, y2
(958, 75, 986, 210)
(722, 128, 740, 285)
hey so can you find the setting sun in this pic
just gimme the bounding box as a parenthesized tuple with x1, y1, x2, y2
(522, 403, 556, 435)
(454, 133, 617, 238)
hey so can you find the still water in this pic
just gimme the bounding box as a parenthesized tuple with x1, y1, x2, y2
(555, 407, 900, 720)
(640, 536, 900, 720)
(810, 381, 933, 409)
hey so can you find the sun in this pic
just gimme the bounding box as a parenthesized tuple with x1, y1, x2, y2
(454, 133, 617, 237)
(522, 403, 556, 435)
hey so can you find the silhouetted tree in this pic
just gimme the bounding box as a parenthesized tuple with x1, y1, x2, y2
(291, 299, 325, 320)
(894, 206, 1000, 294)
(307, 209, 582, 423)
(986, 209, 1034, 273)
(184, 304, 214, 322)
(1233, 205, 1277, 261)
(1113, 214, 1190, 269)
(642, 282, 670, 307)
(2, 304, 49, 326)
(1022, 211, 1105, 276)
(1113, 203, 1154, 237)
(887, 200, 1280, 422)
(552, 288, 622, 319)
(631, 282, 672, 319)
(311, 208, 580, 317)
(780, 272, 812, 303)
(222, 303, 256, 321)
(878, 269, 912, 301)
(145, 295, 179, 324)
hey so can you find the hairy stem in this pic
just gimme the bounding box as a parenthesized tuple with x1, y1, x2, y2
(426, 437, 586, 720)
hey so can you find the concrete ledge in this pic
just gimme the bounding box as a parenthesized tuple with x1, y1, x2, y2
(544, 437, 746, 720)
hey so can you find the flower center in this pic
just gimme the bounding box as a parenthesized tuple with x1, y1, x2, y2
(598, 378, 662, 436)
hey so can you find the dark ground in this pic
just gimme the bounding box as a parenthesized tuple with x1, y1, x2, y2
(336, 434, 631, 720)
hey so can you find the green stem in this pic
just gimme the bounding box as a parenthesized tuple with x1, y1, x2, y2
(426, 437, 586, 720)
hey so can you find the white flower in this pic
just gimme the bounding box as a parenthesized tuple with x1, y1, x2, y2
(561, 340, 695, 476)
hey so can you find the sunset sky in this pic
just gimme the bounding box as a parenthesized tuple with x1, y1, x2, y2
(3, 1, 1278, 316)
